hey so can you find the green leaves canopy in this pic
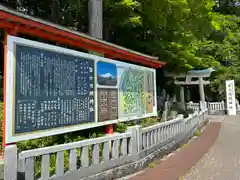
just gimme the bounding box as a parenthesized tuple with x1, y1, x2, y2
(3, 0, 240, 99)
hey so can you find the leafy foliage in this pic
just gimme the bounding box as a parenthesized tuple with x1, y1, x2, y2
(2, 0, 240, 99)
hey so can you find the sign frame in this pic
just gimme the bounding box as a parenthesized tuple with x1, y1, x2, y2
(5, 35, 157, 143)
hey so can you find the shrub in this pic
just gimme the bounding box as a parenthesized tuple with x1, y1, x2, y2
(148, 162, 155, 168)
(17, 126, 105, 151)
(179, 144, 186, 149)
(140, 117, 159, 128)
(114, 122, 128, 133)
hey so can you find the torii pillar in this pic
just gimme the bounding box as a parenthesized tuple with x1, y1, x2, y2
(180, 86, 185, 105)
(199, 77, 205, 103)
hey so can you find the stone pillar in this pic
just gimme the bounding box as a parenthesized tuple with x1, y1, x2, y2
(173, 94, 177, 101)
(180, 86, 185, 104)
(162, 101, 168, 122)
(127, 125, 141, 154)
(186, 87, 191, 102)
(180, 86, 185, 110)
(4, 145, 18, 180)
(198, 77, 205, 106)
(199, 101, 205, 111)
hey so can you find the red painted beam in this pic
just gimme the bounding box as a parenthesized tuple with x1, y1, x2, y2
(0, 10, 166, 68)
(15, 24, 161, 67)
(2, 31, 7, 157)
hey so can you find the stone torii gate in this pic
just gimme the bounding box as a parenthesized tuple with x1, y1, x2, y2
(166, 68, 215, 109)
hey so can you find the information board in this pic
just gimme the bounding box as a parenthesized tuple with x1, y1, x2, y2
(14, 45, 95, 133)
(5, 35, 157, 143)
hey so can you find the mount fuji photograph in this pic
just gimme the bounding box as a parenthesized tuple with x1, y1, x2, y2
(97, 61, 117, 86)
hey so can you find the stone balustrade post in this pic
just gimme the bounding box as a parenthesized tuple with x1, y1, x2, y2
(4, 144, 18, 180)
(127, 125, 141, 154)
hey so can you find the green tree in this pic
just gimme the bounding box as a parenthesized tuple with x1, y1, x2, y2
(3, 0, 240, 99)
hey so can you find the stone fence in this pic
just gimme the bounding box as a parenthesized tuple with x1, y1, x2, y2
(207, 101, 240, 114)
(187, 101, 240, 115)
(186, 101, 201, 111)
(4, 109, 208, 180)
(208, 101, 226, 114)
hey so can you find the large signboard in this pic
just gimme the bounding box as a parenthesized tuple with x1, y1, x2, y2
(5, 36, 157, 143)
(225, 80, 236, 116)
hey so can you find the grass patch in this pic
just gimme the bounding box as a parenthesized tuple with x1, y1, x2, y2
(194, 130, 201, 137)
(114, 116, 162, 132)
(179, 144, 186, 149)
(147, 162, 155, 168)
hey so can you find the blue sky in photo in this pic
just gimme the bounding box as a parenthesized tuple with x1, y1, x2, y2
(97, 61, 117, 77)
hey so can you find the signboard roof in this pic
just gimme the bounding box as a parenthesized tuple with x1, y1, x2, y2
(0, 5, 166, 68)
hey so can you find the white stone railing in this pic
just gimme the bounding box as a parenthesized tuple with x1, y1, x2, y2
(4, 110, 208, 180)
(208, 101, 225, 114)
(186, 101, 200, 111)
(141, 115, 184, 151)
(235, 100, 240, 111)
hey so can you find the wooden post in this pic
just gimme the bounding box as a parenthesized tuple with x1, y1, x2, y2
(105, 124, 114, 134)
(88, 0, 103, 39)
(2, 31, 7, 156)
(88, 0, 114, 134)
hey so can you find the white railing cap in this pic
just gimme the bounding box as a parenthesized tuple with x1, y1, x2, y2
(19, 131, 131, 159)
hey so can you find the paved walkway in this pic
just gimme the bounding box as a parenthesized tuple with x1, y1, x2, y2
(183, 115, 240, 180)
(129, 115, 240, 180)
(129, 118, 222, 180)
